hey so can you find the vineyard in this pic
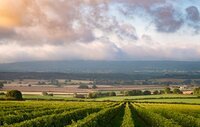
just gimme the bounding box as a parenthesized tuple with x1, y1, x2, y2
(0, 101, 200, 127)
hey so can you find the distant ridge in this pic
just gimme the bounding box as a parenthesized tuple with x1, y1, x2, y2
(0, 60, 200, 73)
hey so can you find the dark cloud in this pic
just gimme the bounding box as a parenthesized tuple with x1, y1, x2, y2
(151, 5, 183, 33)
(186, 6, 200, 22)
(0, 28, 16, 39)
(115, 0, 166, 10)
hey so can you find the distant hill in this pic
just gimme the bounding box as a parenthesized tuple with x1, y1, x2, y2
(0, 61, 200, 73)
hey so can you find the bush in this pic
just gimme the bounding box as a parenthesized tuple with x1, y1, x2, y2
(88, 93, 98, 98)
(0, 82, 4, 88)
(173, 88, 183, 94)
(193, 87, 200, 95)
(6, 90, 23, 100)
(42, 92, 53, 96)
(42, 92, 48, 96)
(109, 92, 116, 96)
(153, 90, 159, 95)
(143, 90, 151, 95)
(0, 92, 5, 95)
(159, 90, 165, 94)
(48, 93, 54, 96)
(124, 90, 143, 96)
(165, 87, 171, 94)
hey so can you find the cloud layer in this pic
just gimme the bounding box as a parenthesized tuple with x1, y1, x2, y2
(0, 0, 200, 63)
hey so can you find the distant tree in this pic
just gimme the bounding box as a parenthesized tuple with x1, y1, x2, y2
(0, 92, 5, 95)
(159, 90, 165, 94)
(193, 87, 200, 95)
(78, 84, 89, 89)
(109, 92, 116, 96)
(88, 92, 98, 98)
(164, 87, 171, 94)
(48, 93, 53, 96)
(92, 84, 97, 89)
(173, 88, 183, 94)
(0, 82, 4, 88)
(124, 90, 142, 96)
(6, 90, 23, 100)
(153, 90, 159, 95)
(143, 90, 151, 95)
(42, 92, 48, 96)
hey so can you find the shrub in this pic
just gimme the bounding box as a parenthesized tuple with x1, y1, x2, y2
(173, 88, 182, 94)
(164, 87, 171, 94)
(6, 90, 23, 100)
(42, 92, 48, 96)
(48, 93, 54, 96)
(88, 93, 98, 98)
(0, 92, 5, 95)
(153, 90, 159, 95)
(143, 90, 151, 95)
(42, 92, 53, 96)
(124, 90, 143, 96)
(193, 87, 200, 95)
(0, 82, 4, 88)
(109, 92, 116, 96)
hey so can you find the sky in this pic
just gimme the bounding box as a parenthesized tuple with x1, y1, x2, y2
(0, 0, 199, 63)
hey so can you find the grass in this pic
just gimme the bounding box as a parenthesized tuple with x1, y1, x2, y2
(1, 94, 199, 103)
(134, 98, 200, 104)
(93, 94, 197, 101)
(0, 94, 80, 101)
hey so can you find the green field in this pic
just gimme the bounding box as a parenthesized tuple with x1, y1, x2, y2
(134, 98, 200, 104)
(1, 94, 199, 103)
(0, 101, 200, 127)
(93, 94, 197, 101)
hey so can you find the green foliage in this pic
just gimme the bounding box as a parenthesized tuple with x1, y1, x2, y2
(42, 92, 54, 96)
(154, 109, 200, 127)
(143, 90, 151, 95)
(193, 87, 200, 95)
(153, 90, 159, 95)
(0, 92, 5, 95)
(121, 103, 134, 127)
(124, 90, 143, 96)
(109, 91, 116, 96)
(164, 87, 171, 94)
(173, 88, 182, 94)
(13, 108, 101, 127)
(0, 82, 4, 88)
(0, 101, 199, 127)
(6, 90, 23, 100)
(88, 91, 116, 98)
(134, 105, 181, 127)
(68, 104, 123, 127)
(88, 93, 98, 98)
(42, 92, 48, 96)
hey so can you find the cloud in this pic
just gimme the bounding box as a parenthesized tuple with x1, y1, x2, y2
(0, 0, 200, 63)
(151, 5, 183, 33)
(186, 6, 200, 22)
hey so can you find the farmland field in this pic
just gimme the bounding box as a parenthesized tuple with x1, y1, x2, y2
(134, 98, 200, 104)
(0, 101, 200, 127)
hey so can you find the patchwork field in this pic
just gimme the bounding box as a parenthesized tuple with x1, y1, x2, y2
(0, 101, 200, 127)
